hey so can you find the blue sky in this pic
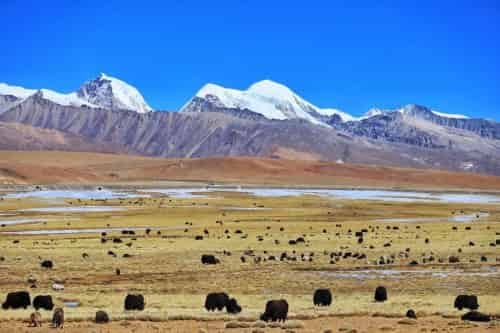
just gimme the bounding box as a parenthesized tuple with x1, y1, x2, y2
(1, 0, 499, 118)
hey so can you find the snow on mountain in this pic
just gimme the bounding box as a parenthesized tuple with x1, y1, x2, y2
(77, 73, 152, 113)
(360, 105, 471, 121)
(0, 83, 95, 108)
(1, 74, 152, 113)
(360, 108, 393, 119)
(183, 79, 352, 126)
(317, 108, 357, 122)
(36, 89, 96, 108)
(0, 83, 36, 99)
(430, 110, 469, 119)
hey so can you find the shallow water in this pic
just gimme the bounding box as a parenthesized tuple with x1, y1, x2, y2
(318, 267, 499, 281)
(141, 188, 213, 199)
(140, 187, 500, 203)
(19, 206, 125, 213)
(0, 218, 49, 226)
(63, 301, 80, 308)
(378, 212, 490, 224)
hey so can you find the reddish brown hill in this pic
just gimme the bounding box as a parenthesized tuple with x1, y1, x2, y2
(1, 151, 500, 191)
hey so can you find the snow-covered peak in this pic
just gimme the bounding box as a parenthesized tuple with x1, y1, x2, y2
(186, 79, 353, 126)
(0, 83, 36, 99)
(36, 89, 96, 108)
(1, 74, 152, 113)
(77, 73, 152, 113)
(247, 80, 296, 100)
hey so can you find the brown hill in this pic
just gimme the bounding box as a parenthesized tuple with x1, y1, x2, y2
(1, 151, 500, 191)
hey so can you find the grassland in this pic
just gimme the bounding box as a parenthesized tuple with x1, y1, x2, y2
(0, 186, 499, 332)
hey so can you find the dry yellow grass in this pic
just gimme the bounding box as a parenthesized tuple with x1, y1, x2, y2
(0, 187, 499, 332)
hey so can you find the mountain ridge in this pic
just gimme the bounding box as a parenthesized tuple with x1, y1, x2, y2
(0, 75, 499, 176)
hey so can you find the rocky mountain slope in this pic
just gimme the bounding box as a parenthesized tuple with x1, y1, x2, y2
(0, 121, 131, 154)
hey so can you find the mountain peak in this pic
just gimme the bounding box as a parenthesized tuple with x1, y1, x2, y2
(98, 72, 110, 80)
(77, 74, 152, 113)
(184, 79, 349, 126)
(247, 79, 295, 99)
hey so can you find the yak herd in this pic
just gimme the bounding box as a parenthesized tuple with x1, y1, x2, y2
(0, 287, 492, 326)
(1, 213, 498, 327)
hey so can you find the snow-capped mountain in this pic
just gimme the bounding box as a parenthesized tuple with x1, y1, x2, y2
(0, 74, 152, 114)
(360, 105, 470, 121)
(0, 83, 95, 112)
(77, 73, 152, 113)
(181, 79, 352, 126)
(0, 83, 37, 99)
(182, 80, 474, 126)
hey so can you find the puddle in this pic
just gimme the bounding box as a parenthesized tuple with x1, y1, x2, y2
(63, 301, 80, 308)
(19, 206, 125, 213)
(450, 213, 489, 222)
(317, 267, 499, 281)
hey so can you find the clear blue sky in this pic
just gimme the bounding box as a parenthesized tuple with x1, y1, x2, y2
(1, 0, 499, 118)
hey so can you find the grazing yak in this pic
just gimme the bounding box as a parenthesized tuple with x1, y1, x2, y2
(205, 292, 229, 311)
(461, 311, 490, 322)
(2, 291, 31, 309)
(124, 294, 145, 311)
(201, 254, 220, 265)
(41, 260, 53, 269)
(374, 286, 388, 302)
(260, 299, 288, 322)
(313, 289, 332, 306)
(52, 307, 64, 328)
(33, 295, 54, 311)
(406, 309, 417, 319)
(30, 311, 42, 327)
(226, 298, 242, 314)
(95, 310, 110, 323)
(454, 295, 479, 310)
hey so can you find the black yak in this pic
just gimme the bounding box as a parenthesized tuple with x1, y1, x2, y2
(124, 294, 145, 311)
(204, 292, 229, 311)
(2, 291, 30, 309)
(454, 295, 479, 310)
(201, 254, 220, 265)
(260, 299, 288, 322)
(374, 286, 388, 302)
(313, 289, 332, 306)
(33, 295, 54, 311)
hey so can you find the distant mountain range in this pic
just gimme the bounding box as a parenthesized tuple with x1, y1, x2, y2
(1, 74, 499, 176)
